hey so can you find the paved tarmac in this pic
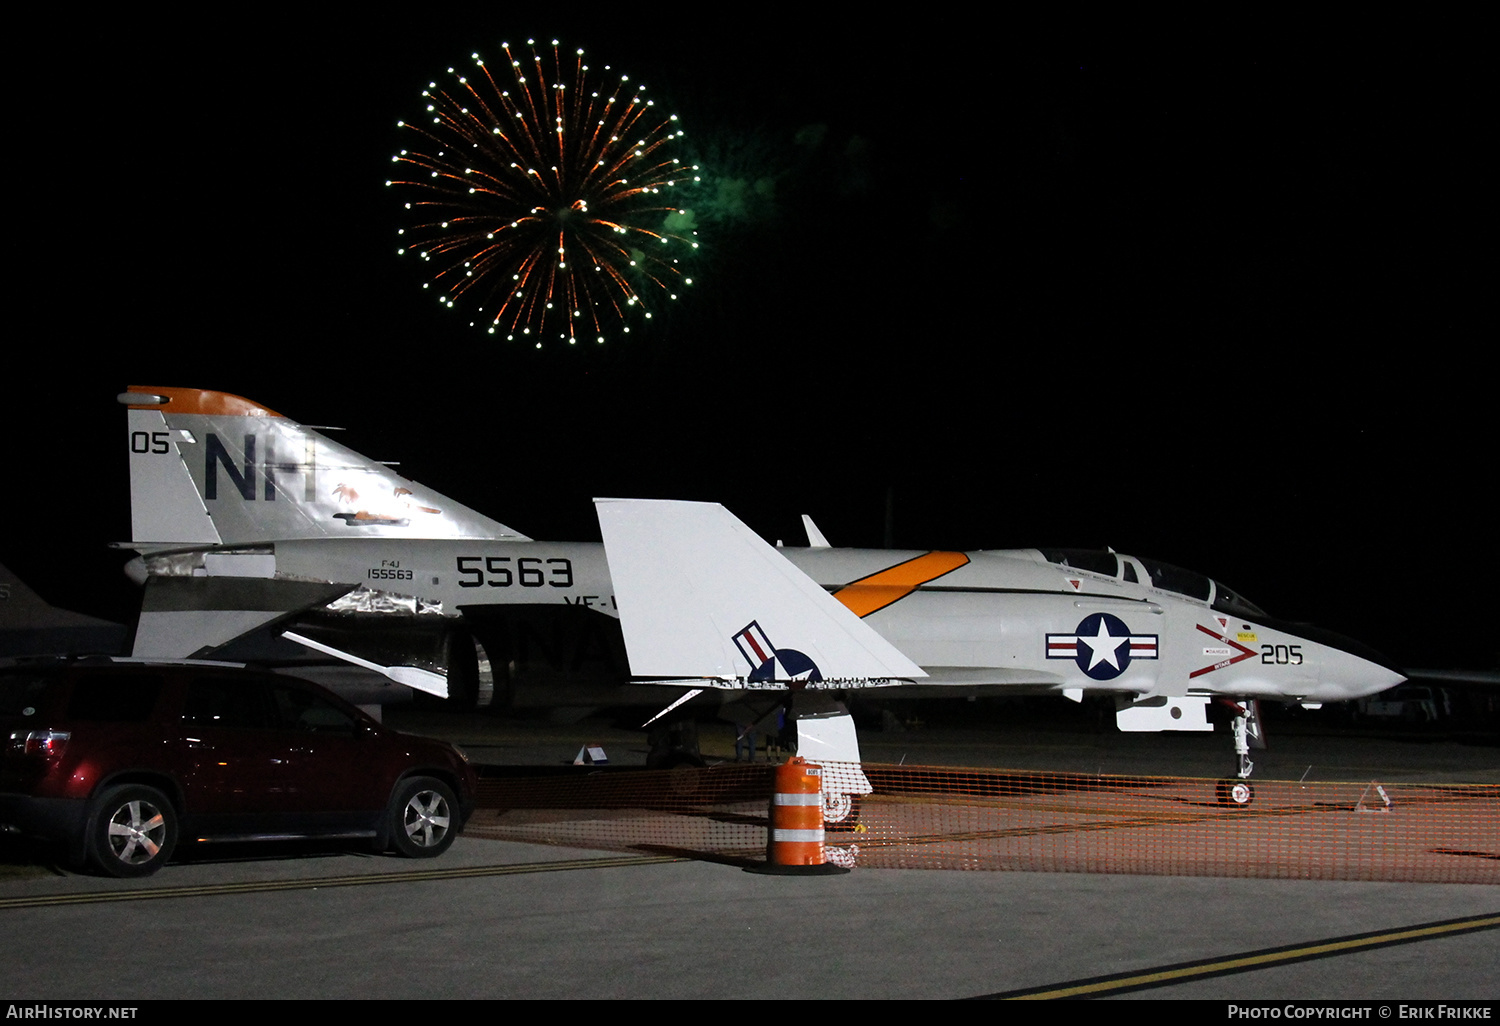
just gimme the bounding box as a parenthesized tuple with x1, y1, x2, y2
(2, 705, 1497, 1001)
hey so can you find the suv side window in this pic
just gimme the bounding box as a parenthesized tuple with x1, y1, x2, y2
(183, 676, 274, 730)
(270, 685, 358, 735)
(67, 674, 164, 722)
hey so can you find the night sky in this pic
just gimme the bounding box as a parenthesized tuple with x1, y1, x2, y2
(12, 14, 1487, 672)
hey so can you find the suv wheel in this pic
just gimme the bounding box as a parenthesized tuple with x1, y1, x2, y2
(389, 777, 458, 858)
(88, 785, 179, 877)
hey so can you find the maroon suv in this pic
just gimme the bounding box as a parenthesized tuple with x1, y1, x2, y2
(0, 660, 477, 876)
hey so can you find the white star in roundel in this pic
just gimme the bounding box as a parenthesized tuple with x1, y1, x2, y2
(1079, 617, 1129, 672)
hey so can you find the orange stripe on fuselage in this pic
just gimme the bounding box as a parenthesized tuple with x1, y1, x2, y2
(832, 551, 970, 617)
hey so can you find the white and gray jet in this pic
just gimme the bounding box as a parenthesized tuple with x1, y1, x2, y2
(120, 386, 1405, 804)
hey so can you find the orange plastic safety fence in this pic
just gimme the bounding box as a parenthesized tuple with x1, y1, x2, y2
(462, 762, 1500, 883)
(466, 764, 769, 861)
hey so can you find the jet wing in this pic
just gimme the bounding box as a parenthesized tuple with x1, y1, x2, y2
(595, 498, 925, 686)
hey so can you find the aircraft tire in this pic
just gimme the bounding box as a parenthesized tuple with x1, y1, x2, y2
(1215, 779, 1255, 807)
(87, 785, 179, 878)
(389, 777, 458, 858)
(822, 792, 862, 829)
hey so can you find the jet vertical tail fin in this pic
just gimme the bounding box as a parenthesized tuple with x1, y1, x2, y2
(120, 387, 530, 549)
(594, 498, 925, 687)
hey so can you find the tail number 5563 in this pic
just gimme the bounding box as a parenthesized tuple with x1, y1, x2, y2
(456, 556, 573, 589)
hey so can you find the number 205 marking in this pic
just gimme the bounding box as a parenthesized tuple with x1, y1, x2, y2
(456, 556, 573, 589)
(1261, 644, 1303, 665)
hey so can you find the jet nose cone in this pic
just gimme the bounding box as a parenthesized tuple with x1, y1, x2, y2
(1266, 618, 1405, 701)
(1315, 633, 1406, 699)
(1343, 658, 1406, 697)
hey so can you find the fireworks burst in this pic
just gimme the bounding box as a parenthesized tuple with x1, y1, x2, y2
(387, 39, 700, 346)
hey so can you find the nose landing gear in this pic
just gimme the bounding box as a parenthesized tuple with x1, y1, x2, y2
(1215, 698, 1263, 806)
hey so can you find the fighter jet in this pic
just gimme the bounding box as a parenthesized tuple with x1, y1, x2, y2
(0, 563, 128, 658)
(593, 498, 1406, 806)
(118, 387, 1405, 801)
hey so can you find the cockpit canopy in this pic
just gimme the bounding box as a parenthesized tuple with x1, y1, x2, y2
(1039, 549, 1267, 620)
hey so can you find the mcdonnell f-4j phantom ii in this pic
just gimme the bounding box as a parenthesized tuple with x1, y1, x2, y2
(119, 387, 1405, 802)
(591, 498, 1408, 807)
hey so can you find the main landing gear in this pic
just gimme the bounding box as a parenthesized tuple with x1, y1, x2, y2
(1215, 698, 1264, 806)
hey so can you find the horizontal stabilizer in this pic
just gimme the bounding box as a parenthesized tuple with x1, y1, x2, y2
(131, 576, 352, 659)
(595, 499, 925, 685)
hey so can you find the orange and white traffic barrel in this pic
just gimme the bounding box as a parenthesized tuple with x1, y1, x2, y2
(748, 757, 849, 875)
